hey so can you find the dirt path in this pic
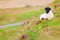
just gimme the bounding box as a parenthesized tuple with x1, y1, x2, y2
(0, 21, 24, 28)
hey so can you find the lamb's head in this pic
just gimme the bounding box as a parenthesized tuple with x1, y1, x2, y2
(45, 7, 51, 14)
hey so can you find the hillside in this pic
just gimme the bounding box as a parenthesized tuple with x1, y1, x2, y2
(0, 0, 60, 40)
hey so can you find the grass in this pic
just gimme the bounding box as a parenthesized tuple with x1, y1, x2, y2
(0, 0, 60, 40)
(0, 8, 44, 25)
(50, 0, 60, 8)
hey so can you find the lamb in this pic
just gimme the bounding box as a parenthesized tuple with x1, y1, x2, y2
(40, 7, 54, 20)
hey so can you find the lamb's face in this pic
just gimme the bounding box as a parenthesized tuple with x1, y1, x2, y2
(45, 7, 51, 13)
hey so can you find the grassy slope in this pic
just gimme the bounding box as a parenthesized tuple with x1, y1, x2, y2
(0, 7, 42, 25)
(0, 0, 60, 40)
(31, 0, 60, 40)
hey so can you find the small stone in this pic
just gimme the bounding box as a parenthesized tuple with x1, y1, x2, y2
(20, 34, 27, 40)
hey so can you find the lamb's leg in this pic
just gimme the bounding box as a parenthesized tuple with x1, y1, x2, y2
(46, 18, 48, 20)
(41, 18, 44, 20)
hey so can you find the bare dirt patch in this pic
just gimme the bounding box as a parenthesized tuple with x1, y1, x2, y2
(0, 0, 54, 8)
(0, 0, 55, 14)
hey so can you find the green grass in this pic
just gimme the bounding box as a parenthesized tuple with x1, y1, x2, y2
(0, 8, 44, 25)
(15, 9, 44, 22)
(27, 19, 60, 40)
(50, 0, 60, 7)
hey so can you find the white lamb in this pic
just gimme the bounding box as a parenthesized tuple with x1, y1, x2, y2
(40, 7, 54, 20)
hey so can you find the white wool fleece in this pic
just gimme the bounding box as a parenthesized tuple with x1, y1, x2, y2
(40, 11, 54, 20)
